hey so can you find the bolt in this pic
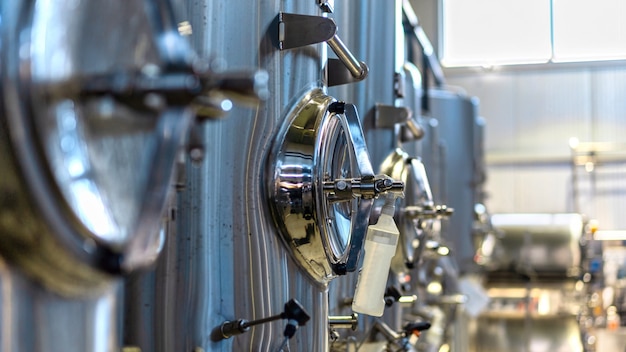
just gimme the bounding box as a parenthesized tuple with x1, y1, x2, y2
(328, 101, 345, 114)
(336, 180, 347, 191)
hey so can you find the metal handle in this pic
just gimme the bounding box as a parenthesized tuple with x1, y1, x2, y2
(327, 35, 368, 80)
(277, 12, 368, 85)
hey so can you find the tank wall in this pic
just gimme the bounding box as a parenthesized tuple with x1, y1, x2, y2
(123, 1, 331, 351)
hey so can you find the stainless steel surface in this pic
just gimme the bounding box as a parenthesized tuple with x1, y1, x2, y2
(0, 258, 121, 352)
(381, 149, 435, 271)
(402, 0, 445, 87)
(428, 88, 481, 272)
(326, 2, 411, 350)
(0, 1, 499, 352)
(123, 1, 338, 351)
(278, 12, 336, 51)
(326, 35, 368, 81)
(278, 11, 368, 87)
(268, 89, 377, 283)
(0, 0, 260, 294)
(1, 0, 165, 295)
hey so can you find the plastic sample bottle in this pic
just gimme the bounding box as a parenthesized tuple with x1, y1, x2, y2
(352, 194, 400, 316)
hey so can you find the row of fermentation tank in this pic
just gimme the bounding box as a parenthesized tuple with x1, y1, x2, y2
(0, 1, 555, 351)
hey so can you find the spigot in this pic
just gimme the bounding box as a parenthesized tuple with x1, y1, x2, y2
(211, 299, 310, 342)
(323, 174, 404, 201)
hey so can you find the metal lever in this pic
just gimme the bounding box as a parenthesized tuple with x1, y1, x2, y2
(277, 12, 369, 86)
(327, 36, 368, 81)
(211, 299, 310, 341)
(323, 175, 404, 201)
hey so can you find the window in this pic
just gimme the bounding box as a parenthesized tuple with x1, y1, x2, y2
(552, 0, 626, 62)
(441, 0, 626, 67)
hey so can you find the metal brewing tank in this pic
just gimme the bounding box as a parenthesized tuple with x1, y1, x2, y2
(124, 1, 334, 351)
(0, 1, 190, 351)
(427, 89, 481, 272)
(327, 1, 430, 349)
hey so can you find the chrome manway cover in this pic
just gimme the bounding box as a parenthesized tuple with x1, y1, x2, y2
(381, 148, 435, 271)
(268, 89, 377, 285)
(0, 1, 195, 295)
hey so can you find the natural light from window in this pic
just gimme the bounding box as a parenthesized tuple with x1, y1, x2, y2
(441, 0, 626, 67)
(552, 0, 626, 62)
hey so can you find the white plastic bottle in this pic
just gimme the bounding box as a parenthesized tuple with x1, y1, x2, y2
(352, 194, 400, 316)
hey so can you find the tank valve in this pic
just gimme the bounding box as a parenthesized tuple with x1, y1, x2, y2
(211, 299, 310, 342)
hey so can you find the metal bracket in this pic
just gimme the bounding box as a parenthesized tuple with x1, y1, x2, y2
(278, 13, 337, 50)
(327, 58, 369, 87)
(374, 104, 424, 141)
(278, 12, 369, 86)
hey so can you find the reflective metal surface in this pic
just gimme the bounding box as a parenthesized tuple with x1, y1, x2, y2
(0, 0, 191, 295)
(123, 1, 335, 351)
(268, 89, 376, 284)
(381, 149, 435, 271)
(427, 88, 481, 271)
(0, 257, 121, 352)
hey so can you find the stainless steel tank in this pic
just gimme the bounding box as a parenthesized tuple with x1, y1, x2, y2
(427, 89, 481, 271)
(326, 2, 438, 351)
(122, 1, 401, 351)
(0, 1, 199, 351)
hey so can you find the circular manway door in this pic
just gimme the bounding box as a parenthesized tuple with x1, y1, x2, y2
(268, 89, 376, 285)
(0, 1, 194, 295)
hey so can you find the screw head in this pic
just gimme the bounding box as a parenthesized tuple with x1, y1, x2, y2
(328, 101, 345, 114)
